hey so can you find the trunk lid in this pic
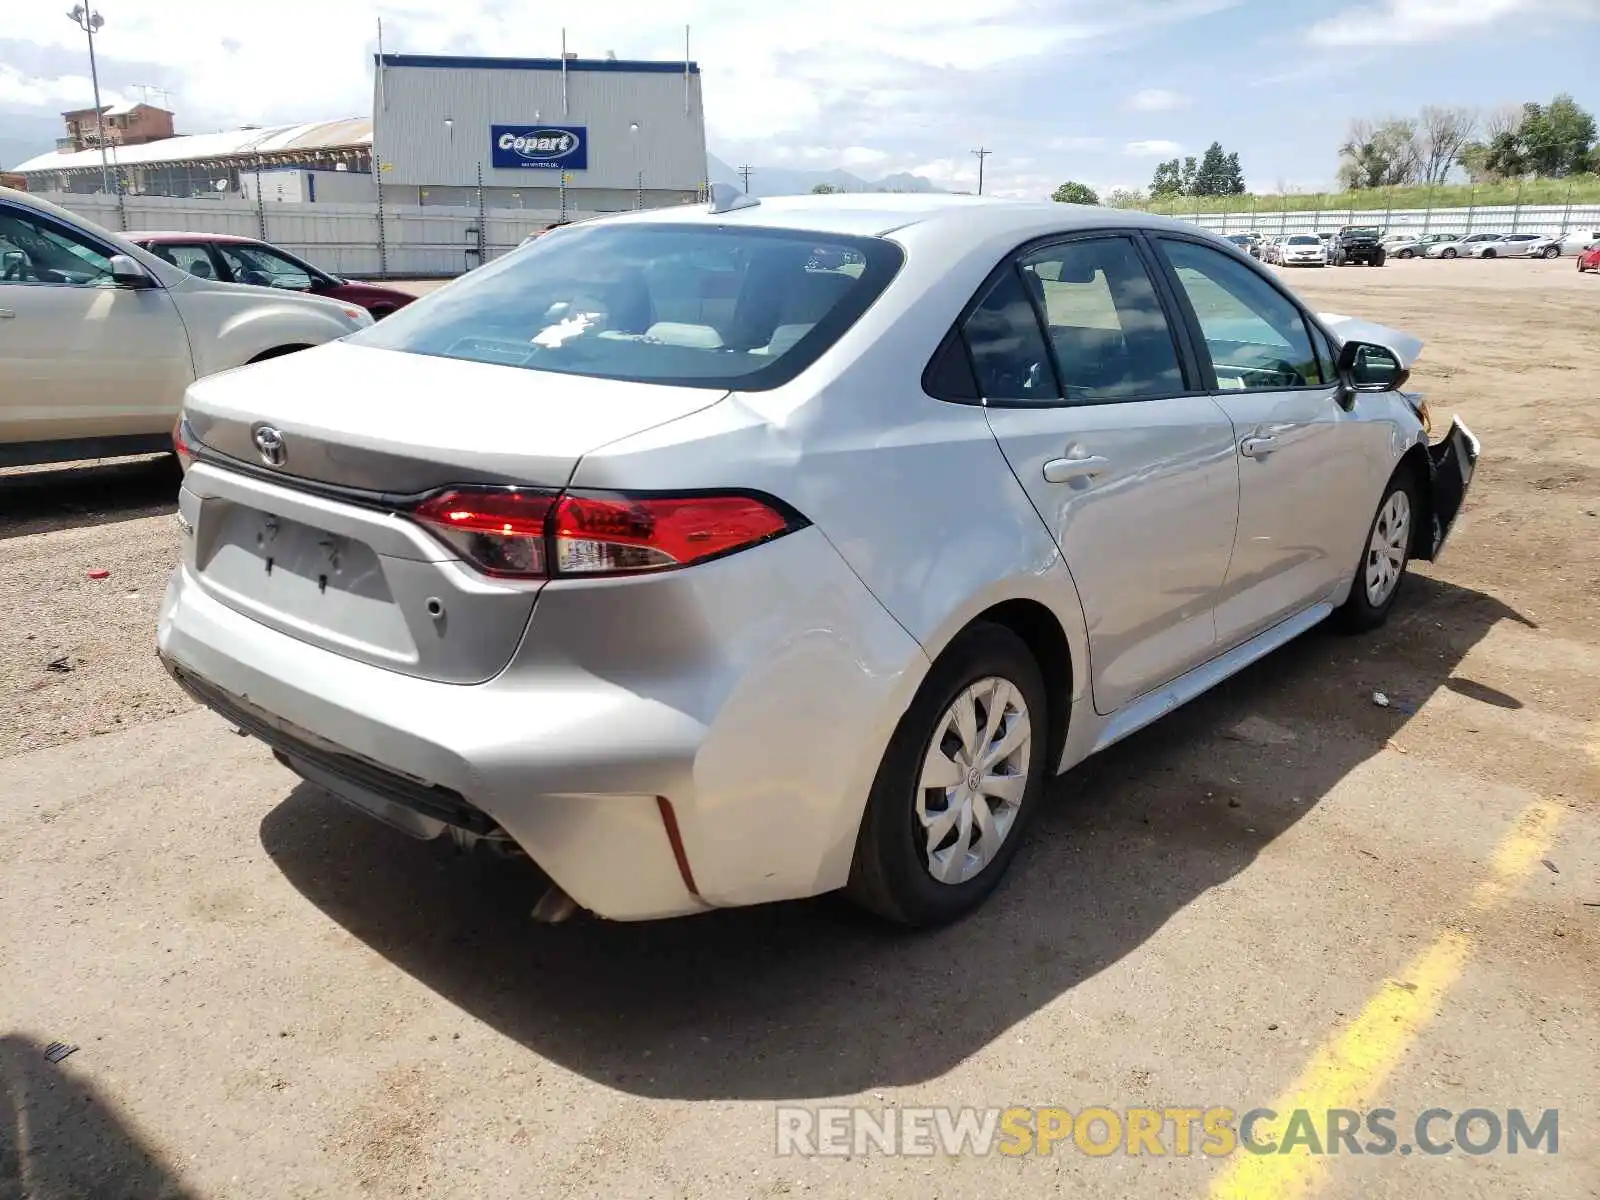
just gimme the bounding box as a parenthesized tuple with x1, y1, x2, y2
(179, 341, 728, 683)
(185, 340, 727, 494)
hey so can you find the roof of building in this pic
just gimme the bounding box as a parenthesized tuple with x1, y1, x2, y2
(11, 117, 371, 174)
(377, 53, 699, 74)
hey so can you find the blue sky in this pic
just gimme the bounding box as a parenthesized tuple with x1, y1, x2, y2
(3, 0, 1597, 195)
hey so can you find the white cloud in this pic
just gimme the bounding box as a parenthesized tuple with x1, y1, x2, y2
(1047, 135, 1107, 150)
(0, 65, 127, 110)
(839, 146, 890, 169)
(1124, 139, 1181, 156)
(1126, 87, 1185, 111)
(1307, 0, 1593, 46)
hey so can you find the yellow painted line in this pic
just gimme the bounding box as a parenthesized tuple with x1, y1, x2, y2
(1209, 799, 1563, 1200)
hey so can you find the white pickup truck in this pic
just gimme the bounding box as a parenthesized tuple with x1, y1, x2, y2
(0, 186, 372, 469)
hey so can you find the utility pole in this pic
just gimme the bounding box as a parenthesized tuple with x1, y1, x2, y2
(970, 146, 992, 196)
(67, 4, 114, 195)
(737, 163, 753, 193)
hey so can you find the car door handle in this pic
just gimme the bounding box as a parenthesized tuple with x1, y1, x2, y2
(1239, 435, 1278, 458)
(1042, 455, 1109, 483)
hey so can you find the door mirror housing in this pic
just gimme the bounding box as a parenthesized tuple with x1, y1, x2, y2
(1337, 339, 1408, 393)
(109, 254, 156, 289)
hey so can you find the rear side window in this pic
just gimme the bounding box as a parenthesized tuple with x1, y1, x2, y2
(1018, 238, 1184, 402)
(960, 269, 1059, 402)
(351, 224, 902, 390)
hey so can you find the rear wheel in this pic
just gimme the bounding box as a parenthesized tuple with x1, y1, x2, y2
(1482, 249, 1496, 259)
(1334, 470, 1419, 633)
(1397, 248, 1414, 259)
(848, 623, 1048, 926)
(1442, 247, 1458, 259)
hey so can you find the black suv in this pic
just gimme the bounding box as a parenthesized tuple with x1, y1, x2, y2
(1331, 226, 1387, 267)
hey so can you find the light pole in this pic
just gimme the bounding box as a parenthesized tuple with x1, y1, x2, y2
(66, 4, 115, 196)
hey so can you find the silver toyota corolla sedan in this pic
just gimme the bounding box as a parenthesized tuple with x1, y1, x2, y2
(158, 191, 1478, 927)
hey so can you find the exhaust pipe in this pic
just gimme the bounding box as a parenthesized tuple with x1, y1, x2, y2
(531, 884, 579, 924)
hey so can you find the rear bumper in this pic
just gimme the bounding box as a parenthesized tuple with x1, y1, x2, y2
(157, 524, 925, 921)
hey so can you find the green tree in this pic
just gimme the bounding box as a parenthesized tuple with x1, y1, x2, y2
(1179, 156, 1198, 194)
(1105, 186, 1147, 209)
(1222, 151, 1246, 194)
(1520, 93, 1598, 176)
(1051, 180, 1100, 204)
(811, 183, 840, 194)
(1193, 142, 1229, 195)
(1150, 158, 1184, 199)
(1338, 118, 1421, 188)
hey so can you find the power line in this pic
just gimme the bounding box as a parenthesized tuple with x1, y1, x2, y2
(970, 146, 993, 196)
(737, 163, 753, 193)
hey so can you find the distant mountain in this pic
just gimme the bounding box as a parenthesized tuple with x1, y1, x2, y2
(707, 153, 941, 197)
(1, 112, 64, 172)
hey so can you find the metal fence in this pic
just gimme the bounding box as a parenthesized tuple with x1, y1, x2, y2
(1154, 200, 1600, 239)
(33, 190, 644, 277)
(36, 191, 1600, 279)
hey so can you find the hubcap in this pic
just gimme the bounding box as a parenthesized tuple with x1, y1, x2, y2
(1365, 490, 1411, 607)
(916, 677, 1031, 886)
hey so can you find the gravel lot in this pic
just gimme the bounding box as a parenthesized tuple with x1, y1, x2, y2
(2, 257, 1598, 1199)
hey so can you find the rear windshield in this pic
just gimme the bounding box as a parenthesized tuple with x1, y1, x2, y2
(351, 223, 903, 390)
(1287, 235, 1320, 245)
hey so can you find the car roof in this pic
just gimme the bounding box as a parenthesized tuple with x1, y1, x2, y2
(585, 192, 1209, 244)
(124, 231, 258, 244)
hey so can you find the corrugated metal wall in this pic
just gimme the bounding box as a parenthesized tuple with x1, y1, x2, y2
(373, 61, 706, 201)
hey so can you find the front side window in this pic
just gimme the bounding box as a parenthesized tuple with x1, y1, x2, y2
(217, 244, 315, 290)
(353, 223, 902, 390)
(1018, 238, 1184, 402)
(0, 206, 113, 286)
(1158, 238, 1321, 391)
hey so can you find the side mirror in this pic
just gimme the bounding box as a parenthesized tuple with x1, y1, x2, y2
(1337, 339, 1408, 393)
(109, 254, 156, 289)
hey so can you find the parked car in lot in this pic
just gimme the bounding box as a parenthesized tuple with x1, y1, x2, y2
(0, 187, 372, 469)
(1278, 233, 1329, 267)
(127, 232, 416, 318)
(1459, 232, 1561, 259)
(1223, 233, 1255, 258)
(1387, 233, 1459, 259)
(1559, 227, 1600, 256)
(1578, 243, 1600, 272)
(1330, 226, 1387, 266)
(1425, 232, 1502, 259)
(158, 194, 1477, 927)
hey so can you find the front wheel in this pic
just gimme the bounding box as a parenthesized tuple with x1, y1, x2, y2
(1373, 249, 1387, 266)
(1441, 248, 1458, 259)
(1397, 248, 1415, 259)
(848, 623, 1048, 926)
(1481, 249, 1496, 259)
(1334, 471, 1418, 633)
(1542, 245, 1560, 259)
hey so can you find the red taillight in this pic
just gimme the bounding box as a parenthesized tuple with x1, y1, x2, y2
(408, 487, 799, 579)
(551, 493, 792, 575)
(412, 490, 556, 577)
(172, 416, 195, 473)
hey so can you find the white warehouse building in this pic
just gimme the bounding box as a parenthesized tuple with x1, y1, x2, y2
(372, 53, 708, 213)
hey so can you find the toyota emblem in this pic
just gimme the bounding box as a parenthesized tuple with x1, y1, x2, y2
(252, 424, 287, 467)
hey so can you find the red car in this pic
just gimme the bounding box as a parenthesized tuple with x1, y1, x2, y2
(1579, 243, 1600, 273)
(127, 231, 416, 319)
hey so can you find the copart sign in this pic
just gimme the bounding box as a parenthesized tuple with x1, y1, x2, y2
(491, 125, 587, 171)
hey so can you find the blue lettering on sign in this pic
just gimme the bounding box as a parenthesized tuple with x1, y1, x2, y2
(491, 125, 588, 171)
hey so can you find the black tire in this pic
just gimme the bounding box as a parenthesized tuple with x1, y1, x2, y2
(1334, 467, 1420, 634)
(848, 623, 1050, 926)
(1397, 248, 1414, 259)
(368, 306, 394, 320)
(1481, 249, 1496, 259)
(1373, 248, 1387, 266)
(1442, 248, 1458, 259)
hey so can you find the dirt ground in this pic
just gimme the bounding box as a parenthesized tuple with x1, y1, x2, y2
(2, 257, 1598, 1199)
